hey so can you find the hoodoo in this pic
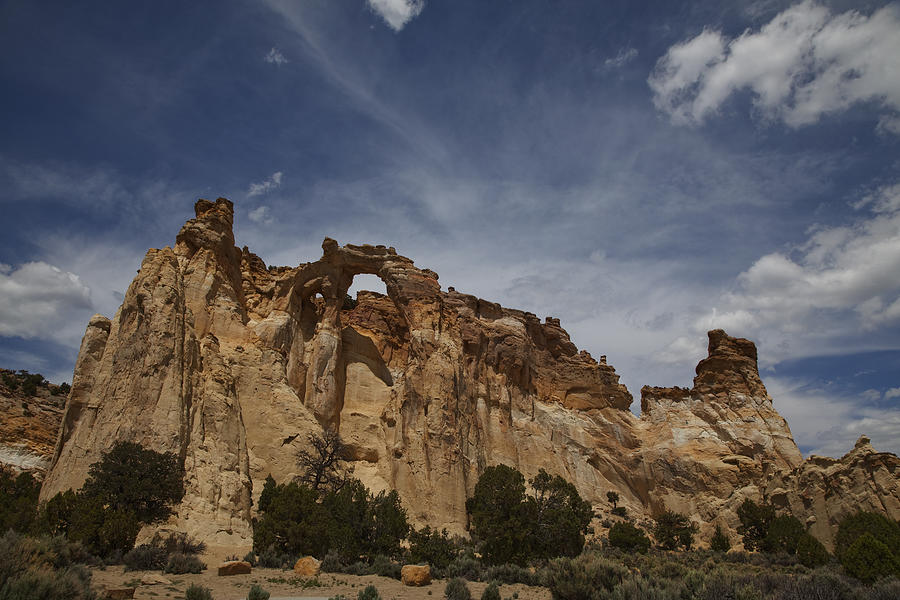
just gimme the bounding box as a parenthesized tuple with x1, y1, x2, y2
(40, 199, 900, 549)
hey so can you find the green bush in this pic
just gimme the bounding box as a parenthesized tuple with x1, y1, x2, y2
(0, 470, 40, 534)
(81, 441, 184, 525)
(185, 584, 213, 600)
(795, 533, 829, 568)
(465, 466, 592, 565)
(123, 544, 168, 571)
(164, 552, 206, 574)
(320, 552, 344, 573)
(835, 512, 900, 562)
(607, 576, 684, 600)
(357, 585, 381, 600)
(608, 522, 650, 554)
(444, 577, 471, 600)
(255, 545, 294, 569)
(736, 499, 775, 552)
(610, 506, 627, 518)
(653, 511, 698, 551)
(443, 556, 483, 581)
(841, 533, 900, 583)
(248, 584, 270, 600)
(148, 531, 206, 555)
(409, 526, 457, 570)
(761, 515, 805, 554)
(544, 554, 628, 600)
(481, 582, 500, 600)
(710, 526, 731, 553)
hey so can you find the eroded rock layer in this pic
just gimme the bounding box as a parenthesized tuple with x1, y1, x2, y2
(41, 199, 900, 549)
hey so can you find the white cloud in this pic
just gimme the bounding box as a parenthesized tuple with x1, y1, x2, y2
(366, 0, 424, 32)
(604, 47, 638, 69)
(264, 47, 288, 65)
(649, 1, 900, 133)
(693, 182, 900, 362)
(248, 205, 273, 225)
(0, 262, 93, 340)
(766, 376, 900, 457)
(247, 171, 283, 197)
(885, 387, 900, 400)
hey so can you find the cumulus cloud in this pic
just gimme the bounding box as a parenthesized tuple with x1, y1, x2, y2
(264, 47, 288, 65)
(0, 262, 93, 340)
(649, 1, 900, 132)
(247, 171, 283, 197)
(767, 376, 900, 456)
(367, 0, 425, 31)
(694, 182, 900, 361)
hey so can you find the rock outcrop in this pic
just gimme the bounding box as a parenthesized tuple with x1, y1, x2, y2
(39, 199, 900, 550)
(0, 369, 66, 475)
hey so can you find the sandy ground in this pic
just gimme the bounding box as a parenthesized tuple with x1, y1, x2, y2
(89, 566, 553, 600)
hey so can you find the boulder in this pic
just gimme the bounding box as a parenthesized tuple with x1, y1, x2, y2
(217, 560, 252, 576)
(103, 589, 135, 600)
(293, 556, 321, 577)
(401, 564, 431, 586)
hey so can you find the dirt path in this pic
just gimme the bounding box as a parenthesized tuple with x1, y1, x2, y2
(89, 566, 552, 600)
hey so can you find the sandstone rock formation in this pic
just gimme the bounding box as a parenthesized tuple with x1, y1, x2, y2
(0, 369, 65, 475)
(40, 199, 900, 551)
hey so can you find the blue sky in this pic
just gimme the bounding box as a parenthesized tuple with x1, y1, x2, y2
(1, 0, 898, 458)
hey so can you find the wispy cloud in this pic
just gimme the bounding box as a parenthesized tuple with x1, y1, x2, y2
(247, 171, 283, 197)
(649, 1, 900, 133)
(366, 0, 425, 31)
(248, 205, 273, 225)
(604, 47, 638, 69)
(264, 47, 288, 65)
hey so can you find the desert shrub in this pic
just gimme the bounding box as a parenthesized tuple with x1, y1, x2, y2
(445, 577, 472, 600)
(149, 531, 206, 555)
(443, 556, 483, 581)
(0, 531, 96, 600)
(164, 552, 206, 575)
(243, 551, 257, 567)
(841, 533, 900, 583)
(0, 469, 40, 534)
(248, 584, 270, 600)
(607, 576, 684, 600)
(123, 544, 168, 571)
(371, 554, 401, 579)
(711, 526, 731, 553)
(770, 569, 853, 600)
(481, 563, 539, 586)
(255, 544, 294, 569)
(736, 499, 775, 552)
(835, 512, 900, 562)
(357, 584, 381, 600)
(320, 552, 344, 573)
(865, 578, 900, 600)
(481, 582, 501, 600)
(408, 526, 457, 570)
(653, 511, 698, 551)
(185, 584, 213, 600)
(608, 522, 650, 554)
(610, 507, 627, 518)
(544, 553, 628, 600)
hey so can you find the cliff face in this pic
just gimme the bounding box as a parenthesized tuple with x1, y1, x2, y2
(40, 199, 900, 549)
(0, 370, 65, 475)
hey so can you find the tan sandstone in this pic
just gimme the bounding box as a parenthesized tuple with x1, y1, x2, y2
(401, 564, 432, 586)
(294, 556, 321, 577)
(38, 198, 900, 552)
